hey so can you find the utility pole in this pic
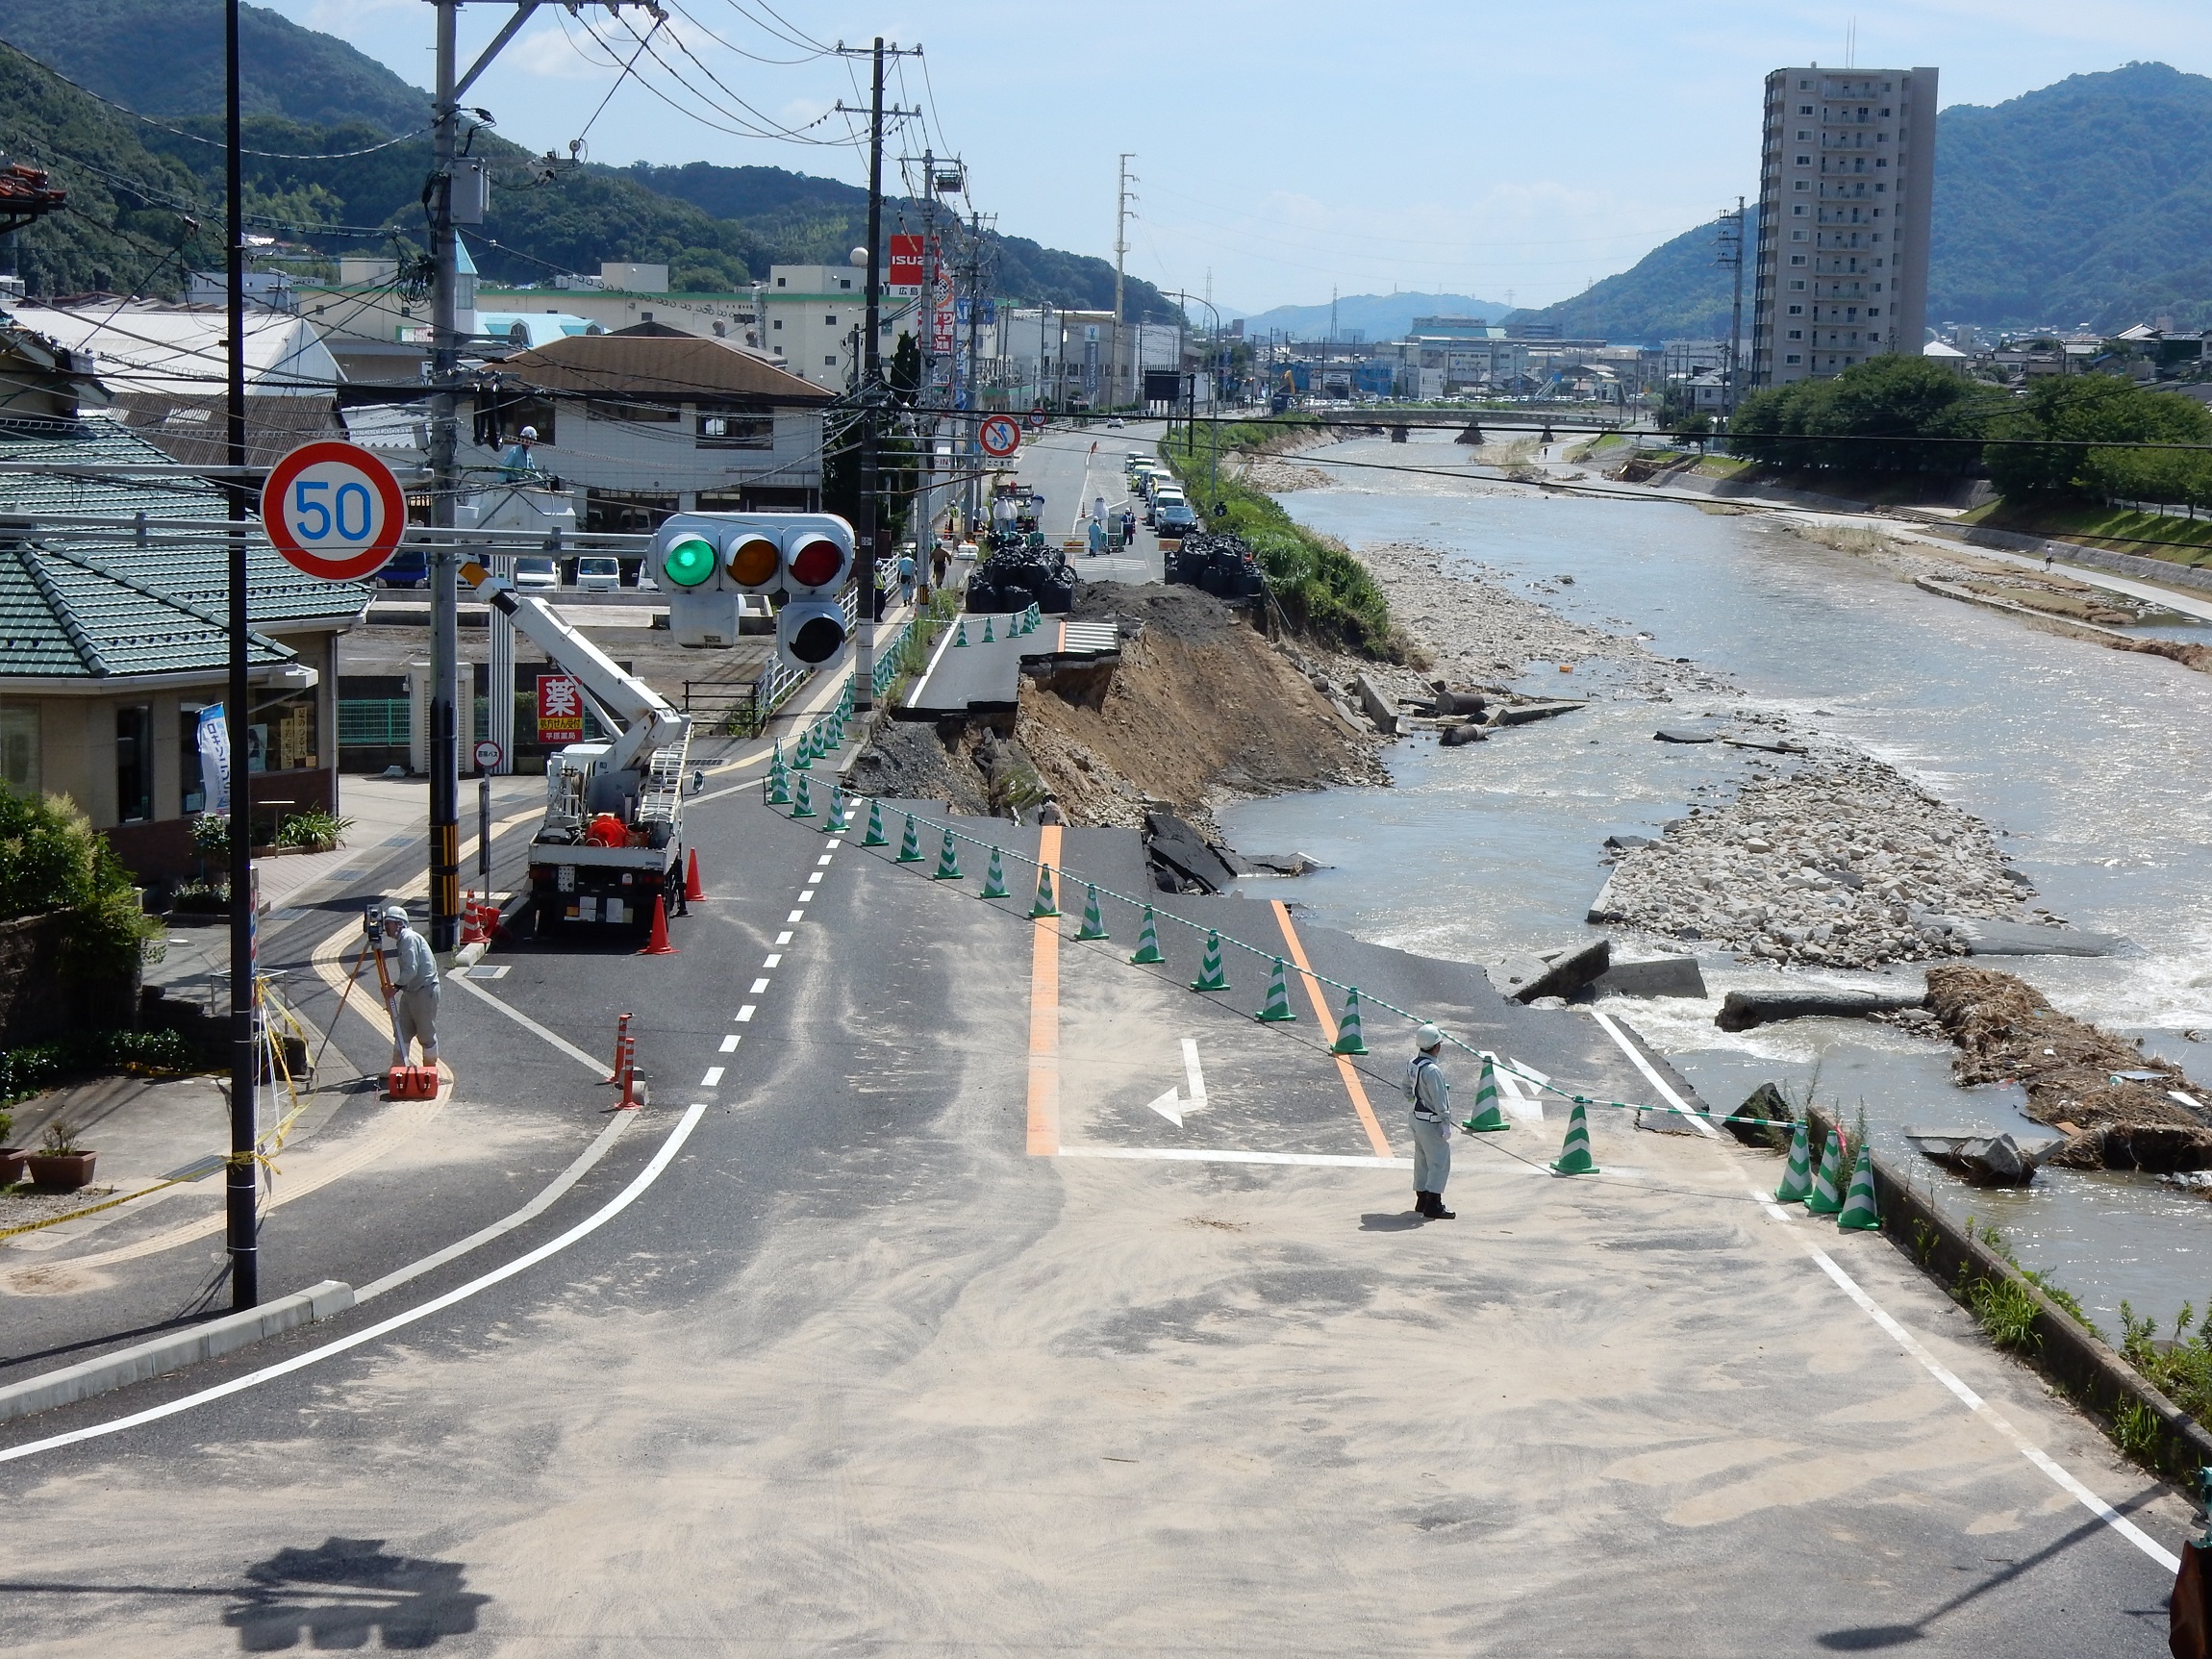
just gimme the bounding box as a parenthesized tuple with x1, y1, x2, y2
(1115, 153, 1135, 406)
(222, 0, 256, 1311)
(962, 211, 987, 534)
(1718, 196, 1746, 418)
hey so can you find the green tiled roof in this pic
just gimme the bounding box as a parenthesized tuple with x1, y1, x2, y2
(0, 419, 365, 682)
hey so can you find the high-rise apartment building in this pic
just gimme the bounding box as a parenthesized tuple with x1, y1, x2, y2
(1750, 66, 1937, 389)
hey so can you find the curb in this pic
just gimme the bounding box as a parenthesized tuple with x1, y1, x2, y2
(0, 1279, 356, 1427)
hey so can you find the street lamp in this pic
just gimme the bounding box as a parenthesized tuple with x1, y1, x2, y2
(1164, 290, 1223, 515)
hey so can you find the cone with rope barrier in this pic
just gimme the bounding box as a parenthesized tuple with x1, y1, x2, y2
(825, 788, 850, 833)
(1774, 1121, 1814, 1203)
(792, 726, 813, 769)
(1461, 1055, 1511, 1133)
(862, 797, 889, 846)
(1030, 862, 1060, 918)
(1804, 1129, 1847, 1216)
(1837, 1143, 1881, 1231)
(953, 618, 969, 646)
(931, 828, 964, 881)
(1331, 986, 1368, 1054)
(980, 846, 1010, 898)
(895, 812, 923, 862)
(1549, 1100, 1598, 1174)
(982, 615, 995, 643)
(1255, 957, 1296, 1022)
(766, 749, 791, 806)
(1076, 884, 1109, 940)
(1190, 930, 1230, 993)
(791, 772, 816, 819)
(1130, 906, 1165, 965)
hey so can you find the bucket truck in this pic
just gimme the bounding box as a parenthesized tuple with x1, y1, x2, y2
(460, 561, 691, 933)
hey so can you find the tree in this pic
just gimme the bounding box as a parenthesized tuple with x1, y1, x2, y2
(888, 331, 921, 405)
(1729, 356, 1999, 474)
(1984, 375, 2212, 499)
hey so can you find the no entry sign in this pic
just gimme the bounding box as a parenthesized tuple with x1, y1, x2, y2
(977, 414, 1021, 458)
(260, 440, 407, 581)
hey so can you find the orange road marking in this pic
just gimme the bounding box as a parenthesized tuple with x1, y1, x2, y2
(1270, 899, 1393, 1157)
(1026, 824, 1065, 1154)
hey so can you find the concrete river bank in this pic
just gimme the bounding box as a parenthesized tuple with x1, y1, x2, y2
(1221, 433, 2212, 1329)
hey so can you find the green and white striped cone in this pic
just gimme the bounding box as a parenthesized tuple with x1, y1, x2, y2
(791, 771, 817, 818)
(1549, 1100, 1598, 1175)
(931, 828, 964, 881)
(982, 615, 996, 643)
(1462, 1055, 1511, 1133)
(954, 618, 969, 647)
(766, 752, 791, 806)
(792, 726, 813, 769)
(1255, 956, 1296, 1022)
(895, 813, 924, 863)
(1804, 1130, 1847, 1215)
(1027, 602, 1041, 632)
(1190, 930, 1229, 993)
(1837, 1144, 1881, 1231)
(1130, 905, 1166, 965)
(980, 846, 1010, 898)
(1030, 862, 1060, 918)
(862, 798, 889, 847)
(824, 788, 849, 833)
(1773, 1122, 1813, 1203)
(1076, 884, 1109, 940)
(1331, 986, 1368, 1055)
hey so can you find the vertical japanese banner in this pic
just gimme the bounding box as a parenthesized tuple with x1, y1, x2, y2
(198, 702, 232, 814)
(537, 674, 585, 742)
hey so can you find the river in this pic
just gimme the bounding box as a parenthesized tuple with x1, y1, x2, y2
(1219, 433, 2212, 1331)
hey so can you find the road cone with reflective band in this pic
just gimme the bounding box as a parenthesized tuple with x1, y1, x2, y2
(1076, 884, 1109, 940)
(1462, 1055, 1511, 1132)
(1773, 1122, 1813, 1203)
(1804, 1130, 1846, 1215)
(980, 846, 1010, 898)
(1130, 906, 1165, 964)
(1837, 1144, 1881, 1231)
(983, 615, 995, 643)
(931, 828, 963, 881)
(825, 788, 849, 833)
(1331, 986, 1368, 1054)
(1255, 957, 1295, 1021)
(1190, 930, 1229, 992)
(641, 893, 678, 955)
(1549, 1100, 1598, 1174)
(954, 618, 969, 647)
(862, 798, 888, 846)
(792, 727, 813, 769)
(792, 772, 817, 818)
(1030, 862, 1059, 918)
(896, 813, 923, 863)
(767, 751, 791, 806)
(684, 847, 705, 902)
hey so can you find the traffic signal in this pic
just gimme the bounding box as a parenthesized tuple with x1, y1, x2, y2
(648, 513, 855, 595)
(776, 598, 848, 670)
(657, 527, 719, 590)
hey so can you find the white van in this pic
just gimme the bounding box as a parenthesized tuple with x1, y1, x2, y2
(574, 556, 621, 592)
(513, 556, 560, 592)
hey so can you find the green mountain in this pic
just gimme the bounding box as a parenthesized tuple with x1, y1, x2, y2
(1515, 62, 2212, 341)
(0, 0, 428, 134)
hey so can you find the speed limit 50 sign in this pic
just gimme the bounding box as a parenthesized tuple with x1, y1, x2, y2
(261, 440, 407, 581)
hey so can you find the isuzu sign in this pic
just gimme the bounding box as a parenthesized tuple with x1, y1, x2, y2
(260, 440, 407, 581)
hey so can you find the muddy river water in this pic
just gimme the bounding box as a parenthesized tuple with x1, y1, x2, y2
(1220, 436, 2212, 1329)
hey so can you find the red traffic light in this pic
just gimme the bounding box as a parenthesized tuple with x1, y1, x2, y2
(786, 533, 848, 592)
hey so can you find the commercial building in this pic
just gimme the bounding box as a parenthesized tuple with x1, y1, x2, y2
(755, 264, 921, 392)
(1750, 65, 1937, 388)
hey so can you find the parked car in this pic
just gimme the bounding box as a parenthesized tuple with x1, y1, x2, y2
(574, 555, 621, 592)
(513, 556, 560, 591)
(1155, 501, 1198, 537)
(1107, 416, 1125, 428)
(377, 547, 429, 589)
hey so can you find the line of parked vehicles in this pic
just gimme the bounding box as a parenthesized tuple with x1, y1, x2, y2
(1125, 451, 1197, 539)
(378, 552, 646, 593)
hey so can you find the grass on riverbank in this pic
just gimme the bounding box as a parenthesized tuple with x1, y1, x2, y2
(1157, 420, 1410, 661)
(1961, 498, 2212, 566)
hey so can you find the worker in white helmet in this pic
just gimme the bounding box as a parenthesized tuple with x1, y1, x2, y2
(380, 903, 440, 1069)
(1404, 1023, 1454, 1219)
(498, 424, 541, 481)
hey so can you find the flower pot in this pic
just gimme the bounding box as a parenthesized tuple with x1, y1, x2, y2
(26, 1151, 95, 1192)
(0, 1147, 24, 1186)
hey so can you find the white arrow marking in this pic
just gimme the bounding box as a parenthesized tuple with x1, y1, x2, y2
(1146, 1088, 1184, 1127)
(1182, 1039, 1207, 1111)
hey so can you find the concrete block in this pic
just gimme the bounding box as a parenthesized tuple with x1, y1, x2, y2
(1353, 674, 1397, 737)
(1715, 988, 1923, 1032)
(1596, 955, 1707, 999)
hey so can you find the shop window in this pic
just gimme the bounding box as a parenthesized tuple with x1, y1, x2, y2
(0, 706, 36, 796)
(249, 688, 319, 774)
(115, 704, 153, 822)
(696, 413, 773, 449)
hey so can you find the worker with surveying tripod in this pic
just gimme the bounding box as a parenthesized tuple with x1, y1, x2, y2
(377, 903, 440, 1070)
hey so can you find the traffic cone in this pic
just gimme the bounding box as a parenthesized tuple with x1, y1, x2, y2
(792, 726, 813, 769)
(931, 828, 964, 880)
(1773, 1121, 1813, 1203)
(641, 893, 678, 955)
(1190, 930, 1229, 993)
(1030, 862, 1059, 918)
(983, 615, 995, 643)
(862, 798, 889, 846)
(1462, 1055, 1511, 1133)
(1255, 956, 1296, 1021)
(1837, 1144, 1881, 1231)
(792, 772, 817, 818)
(981, 845, 1010, 898)
(766, 752, 791, 806)
(825, 788, 850, 832)
(954, 618, 969, 647)
(1076, 884, 1109, 940)
(684, 847, 705, 902)
(603, 1012, 632, 1085)
(1331, 986, 1368, 1054)
(1804, 1129, 1846, 1215)
(896, 813, 923, 863)
(1549, 1100, 1598, 1174)
(1130, 905, 1165, 964)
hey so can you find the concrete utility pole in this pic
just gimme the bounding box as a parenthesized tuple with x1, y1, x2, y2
(1115, 153, 1135, 405)
(222, 0, 256, 1310)
(1718, 196, 1747, 418)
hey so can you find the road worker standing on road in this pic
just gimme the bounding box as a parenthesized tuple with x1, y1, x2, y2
(1405, 1024, 1455, 1219)
(380, 903, 440, 1071)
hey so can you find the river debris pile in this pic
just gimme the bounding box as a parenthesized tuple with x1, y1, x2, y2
(1923, 964, 2212, 1171)
(1597, 756, 2033, 968)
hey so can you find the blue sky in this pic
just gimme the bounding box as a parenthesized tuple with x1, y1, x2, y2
(266, 1, 2211, 313)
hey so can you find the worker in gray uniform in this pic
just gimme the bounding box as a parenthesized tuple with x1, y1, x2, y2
(381, 903, 441, 1070)
(1405, 1023, 1455, 1219)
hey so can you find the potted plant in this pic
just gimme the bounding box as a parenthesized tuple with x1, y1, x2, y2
(25, 1120, 95, 1192)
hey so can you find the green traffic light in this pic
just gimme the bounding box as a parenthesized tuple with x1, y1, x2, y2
(661, 533, 717, 588)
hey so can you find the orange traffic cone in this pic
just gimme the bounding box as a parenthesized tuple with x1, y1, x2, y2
(641, 893, 679, 955)
(684, 847, 705, 902)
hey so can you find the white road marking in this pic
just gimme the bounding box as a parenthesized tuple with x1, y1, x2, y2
(1589, 1009, 1718, 1137)
(1145, 1089, 1183, 1127)
(763, 953, 782, 968)
(1181, 1039, 1207, 1111)
(798, 889, 817, 901)
(0, 1106, 709, 1465)
(700, 1067, 724, 1087)
(1481, 1052, 1544, 1122)
(786, 910, 804, 923)
(736, 1005, 756, 1023)
(817, 854, 834, 867)
(827, 839, 842, 848)
(1747, 1183, 2179, 1572)
(749, 977, 771, 993)
(1061, 1147, 1413, 1169)
(775, 931, 793, 945)
(448, 974, 609, 1073)
(718, 1035, 740, 1053)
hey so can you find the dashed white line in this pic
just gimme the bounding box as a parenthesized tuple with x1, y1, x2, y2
(816, 854, 834, 867)
(798, 889, 817, 901)
(701, 1067, 724, 1087)
(749, 977, 771, 993)
(775, 930, 793, 945)
(736, 1005, 756, 1022)
(718, 1034, 740, 1053)
(763, 953, 782, 968)
(827, 838, 842, 848)
(786, 910, 804, 923)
